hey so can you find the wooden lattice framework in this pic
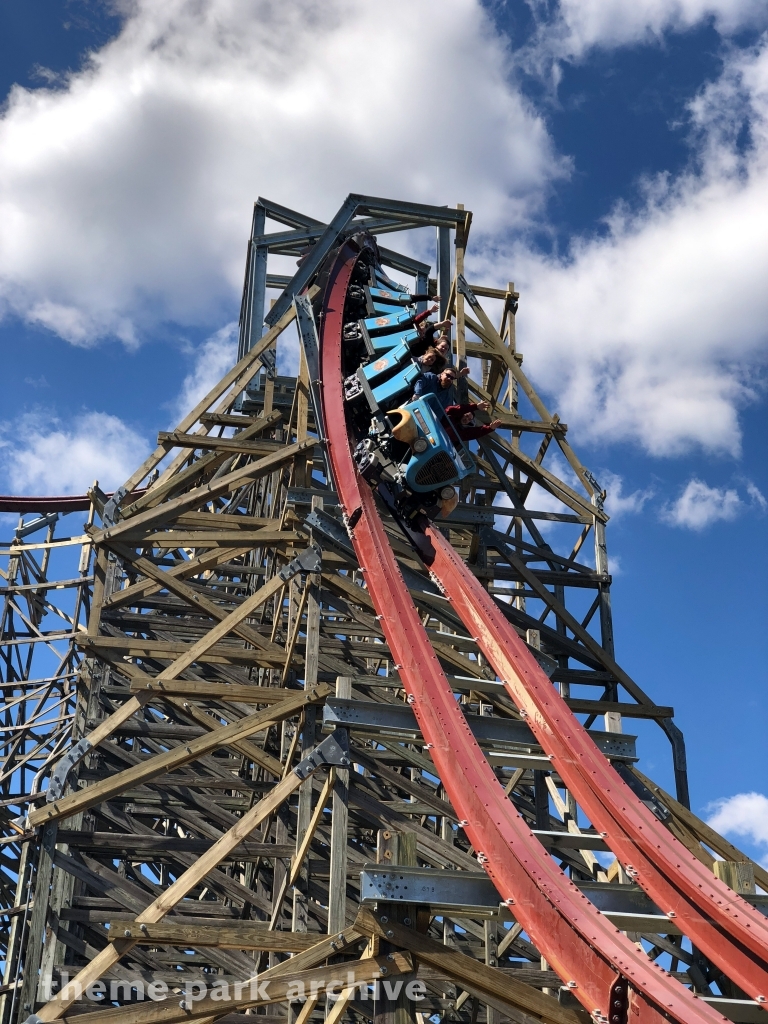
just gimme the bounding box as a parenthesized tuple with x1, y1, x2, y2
(1, 197, 765, 1024)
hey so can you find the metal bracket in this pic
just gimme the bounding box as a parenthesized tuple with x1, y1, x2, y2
(15, 512, 59, 540)
(354, 365, 384, 422)
(260, 347, 277, 380)
(324, 697, 637, 761)
(305, 509, 356, 560)
(584, 469, 604, 507)
(456, 273, 480, 310)
(293, 727, 350, 780)
(613, 763, 671, 822)
(527, 645, 557, 679)
(278, 543, 322, 581)
(103, 486, 127, 527)
(47, 737, 94, 802)
(293, 294, 332, 483)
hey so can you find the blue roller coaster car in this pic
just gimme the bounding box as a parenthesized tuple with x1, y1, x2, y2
(344, 267, 475, 516)
(391, 394, 475, 495)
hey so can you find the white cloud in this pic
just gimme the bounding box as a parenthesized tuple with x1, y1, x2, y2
(0, 412, 149, 494)
(525, 0, 768, 63)
(746, 479, 768, 509)
(0, 0, 563, 348)
(0, 0, 766, 466)
(169, 322, 238, 427)
(707, 793, 768, 861)
(660, 475, 766, 528)
(661, 477, 742, 528)
(502, 36, 768, 458)
(600, 471, 654, 518)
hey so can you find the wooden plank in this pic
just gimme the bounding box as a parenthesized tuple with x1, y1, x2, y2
(454, 205, 468, 364)
(155, 432, 284, 454)
(28, 685, 330, 827)
(126, 679, 301, 703)
(56, 834, 294, 858)
(172, 511, 282, 528)
(117, 529, 300, 546)
(36, 769, 315, 1020)
(563, 699, 673, 720)
(290, 768, 335, 886)
(714, 860, 756, 895)
(54, 954, 410, 1024)
(354, 908, 582, 1024)
(103, 545, 253, 609)
(105, 920, 321, 950)
(328, 676, 351, 934)
(118, 307, 299, 496)
(91, 437, 317, 547)
(79, 635, 281, 667)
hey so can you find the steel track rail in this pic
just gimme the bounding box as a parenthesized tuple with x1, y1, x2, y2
(424, 523, 768, 1003)
(318, 239, 729, 1024)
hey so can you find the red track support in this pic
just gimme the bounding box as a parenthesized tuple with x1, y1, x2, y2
(318, 240, 732, 1024)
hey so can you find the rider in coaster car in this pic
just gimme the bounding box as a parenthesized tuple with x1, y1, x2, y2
(412, 365, 470, 412)
(412, 298, 451, 348)
(433, 333, 454, 366)
(445, 400, 503, 440)
(416, 345, 447, 372)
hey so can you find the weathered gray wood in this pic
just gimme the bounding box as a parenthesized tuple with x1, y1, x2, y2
(327, 675, 351, 935)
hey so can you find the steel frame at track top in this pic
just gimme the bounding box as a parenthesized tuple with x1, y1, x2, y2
(317, 238, 737, 1024)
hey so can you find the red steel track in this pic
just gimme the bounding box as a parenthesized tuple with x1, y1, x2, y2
(425, 527, 768, 1000)
(318, 240, 741, 1024)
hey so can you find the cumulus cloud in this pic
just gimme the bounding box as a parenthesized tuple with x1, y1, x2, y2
(169, 322, 238, 427)
(525, 0, 768, 62)
(600, 471, 654, 518)
(707, 792, 768, 862)
(0, 0, 563, 348)
(0, 411, 149, 494)
(746, 479, 768, 509)
(0, 0, 766, 465)
(661, 478, 741, 528)
(502, 35, 768, 457)
(660, 476, 765, 528)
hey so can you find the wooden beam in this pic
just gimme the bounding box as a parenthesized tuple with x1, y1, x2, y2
(290, 768, 335, 886)
(78, 635, 282, 667)
(103, 544, 253, 609)
(91, 438, 317, 547)
(117, 529, 300, 546)
(55, 954, 411, 1024)
(119, 306, 300, 496)
(126, 679, 303, 703)
(28, 685, 330, 827)
(36, 766, 343, 1020)
(354, 908, 582, 1024)
(104, 919, 321, 951)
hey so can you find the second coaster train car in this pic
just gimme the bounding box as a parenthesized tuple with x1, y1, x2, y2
(314, 233, 475, 522)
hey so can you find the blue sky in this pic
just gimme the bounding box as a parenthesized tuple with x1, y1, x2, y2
(0, 0, 765, 860)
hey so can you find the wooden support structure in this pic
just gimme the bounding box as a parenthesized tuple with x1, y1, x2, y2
(1, 196, 759, 1024)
